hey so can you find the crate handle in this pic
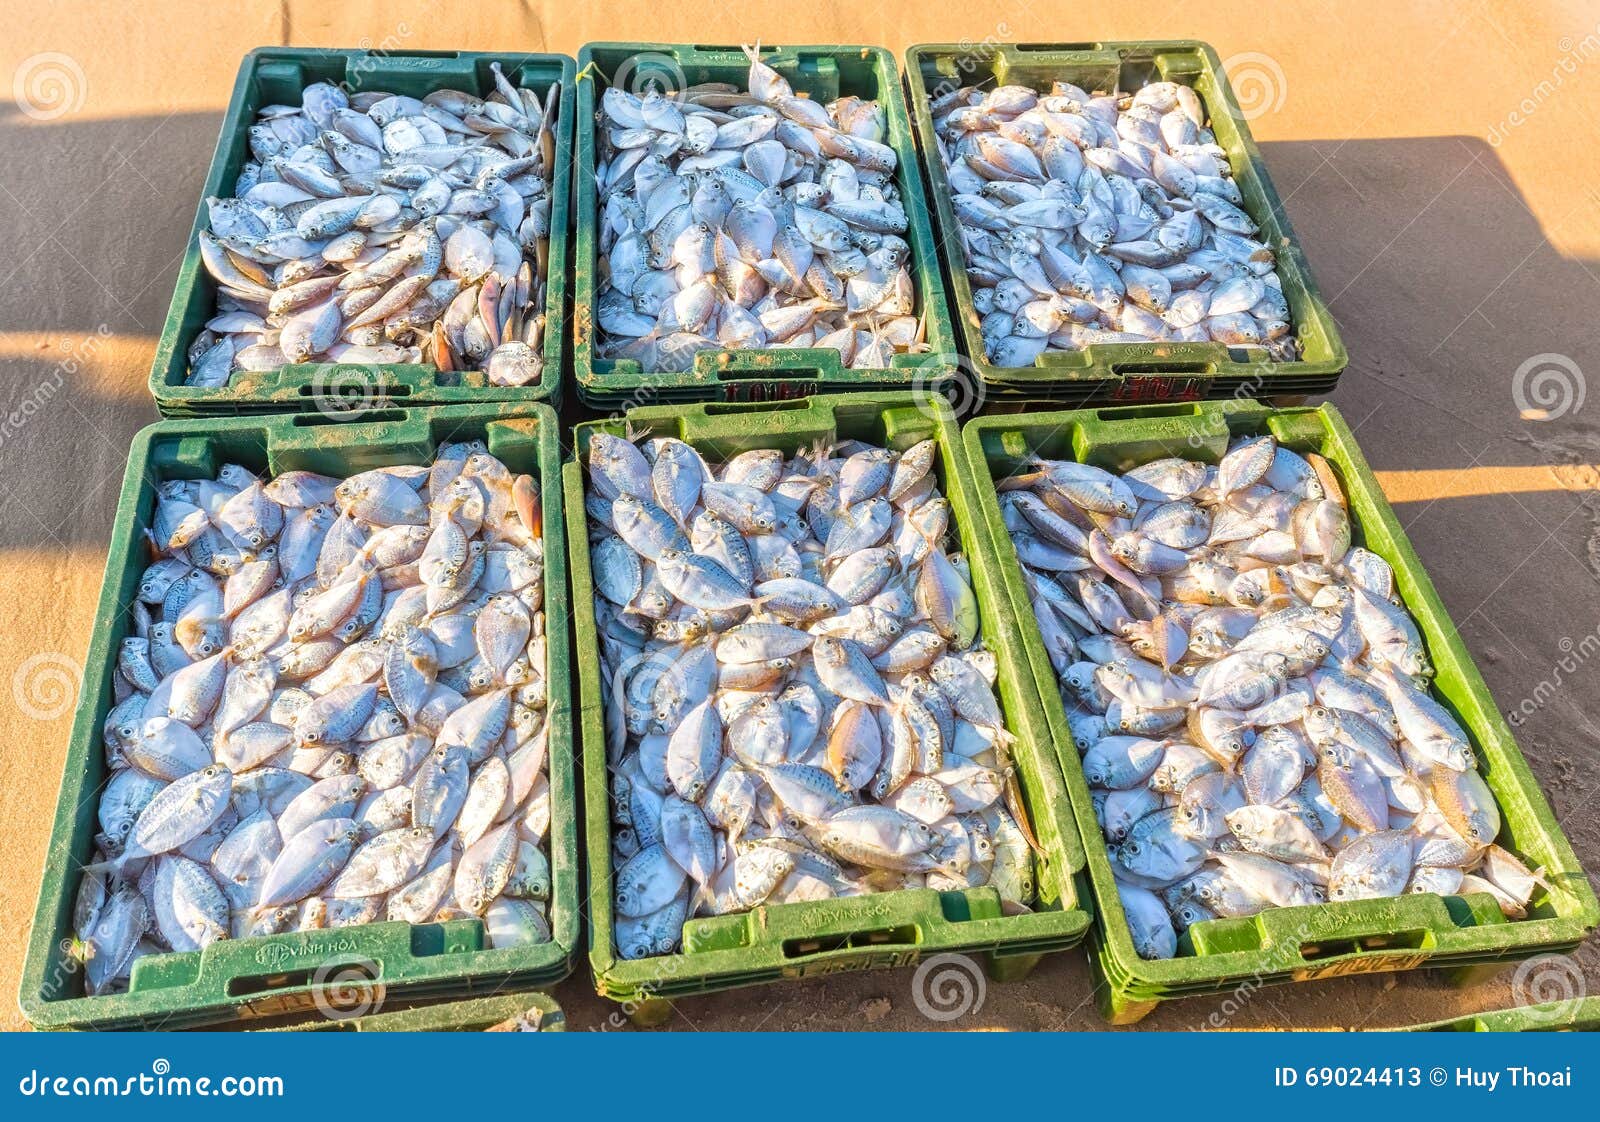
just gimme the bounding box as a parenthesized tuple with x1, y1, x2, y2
(365, 49, 463, 61)
(1100, 344, 1227, 376)
(224, 957, 382, 1001)
(700, 399, 811, 415)
(284, 408, 414, 431)
(693, 43, 775, 55)
(1295, 927, 1429, 962)
(1097, 398, 1275, 424)
(266, 409, 434, 471)
(247, 363, 457, 399)
(698, 347, 841, 385)
(1260, 892, 1452, 958)
(1065, 399, 1275, 465)
(344, 52, 483, 91)
(671, 396, 837, 445)
(130, 920, 485, 998)
(755, 887, 992, 956)
(1108, 361, 1215, 376)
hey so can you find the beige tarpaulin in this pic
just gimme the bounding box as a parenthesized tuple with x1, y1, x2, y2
(2, 0, 1598, 1030)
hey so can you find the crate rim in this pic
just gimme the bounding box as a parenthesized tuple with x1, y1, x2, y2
(20, 401, 579, 1030)
(570, 41, 961, 407)
(902, 39, 1349, 398)
(146, 47, 576, 415)
(959, 398, 1599, 1006)
(566, 390, 1094, 1003)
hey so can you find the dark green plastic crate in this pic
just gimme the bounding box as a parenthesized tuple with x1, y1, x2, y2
(20, 404, 579, 1030)
(960, 400, 1598, 1023)
(149, 48, 575, 416)
(1403, 996, 1600, 1032)
(905, 42, 1347, 404)
(565, 391, 1090, 1012)
(276, 991, 566, 1032)
(572, 43, 959, 409)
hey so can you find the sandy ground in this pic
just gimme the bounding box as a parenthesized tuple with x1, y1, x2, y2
(3, 0, 1600, 1031)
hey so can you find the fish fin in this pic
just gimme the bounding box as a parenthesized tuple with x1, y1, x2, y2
(78, 852, 128, 878)
(1002, 768, 1046, 857)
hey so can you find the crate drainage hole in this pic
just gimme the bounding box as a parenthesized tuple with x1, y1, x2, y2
(1110, 362, 1212, 376)
(295, 383, 411, 399)
(226, 958, 380, 998)
(1298, 930, 1427, 960)
(703, 399, 808, 415)
(291, 409, 409, 427)
(782, 925, 918, 957)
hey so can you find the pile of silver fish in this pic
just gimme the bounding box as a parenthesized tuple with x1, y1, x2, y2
(593, 45, 923, 373)
(929, 79, 1298, 366)
(72, 446, 552, 994)
(189, 69, 557, 387)
(1004, 435, 1542, 959)
(585, 430, 1034, 958)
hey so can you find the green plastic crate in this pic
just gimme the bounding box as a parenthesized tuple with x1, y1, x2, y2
(149, 48, 575, 416)
(276, 991, 566, 1031)
(960, 400, 1599, 1023)
(572, 43, 959, 409)
(1402, 996, 1600, 1032)
(566, 391, 1091, 1020)
(905, 42, 1347, 404)
(19, 404, 579, 1030)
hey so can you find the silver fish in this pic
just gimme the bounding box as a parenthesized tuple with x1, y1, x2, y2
(1007, 433, 1514, 958)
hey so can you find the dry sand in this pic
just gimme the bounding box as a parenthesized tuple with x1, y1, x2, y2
(2, 0, 1597, 1031)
